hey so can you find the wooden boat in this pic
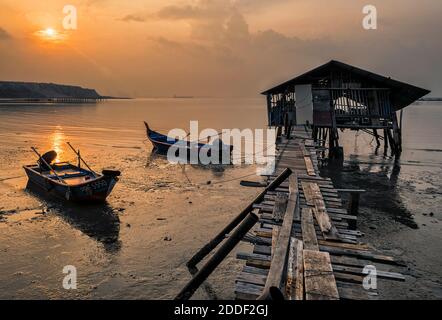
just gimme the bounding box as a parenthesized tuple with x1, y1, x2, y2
(144, 121, 233, 160)
(24, 144, 120, 203)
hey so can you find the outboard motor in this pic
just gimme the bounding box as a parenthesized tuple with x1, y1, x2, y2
(102, 169, 121, 177)
(38, 150, 57, 171)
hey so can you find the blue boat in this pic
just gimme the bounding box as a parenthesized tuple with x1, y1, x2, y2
(144, 122, 233, 161)
(24, 144, 120, 203)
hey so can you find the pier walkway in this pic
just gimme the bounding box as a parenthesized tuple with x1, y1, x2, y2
(234, 125, 406, 300)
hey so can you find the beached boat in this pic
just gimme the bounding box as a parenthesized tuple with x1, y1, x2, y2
(24, 144, 120, 203)
(143, 121, 233, 160)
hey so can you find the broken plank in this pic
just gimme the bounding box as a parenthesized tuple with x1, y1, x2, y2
(261, 174, 299, 295)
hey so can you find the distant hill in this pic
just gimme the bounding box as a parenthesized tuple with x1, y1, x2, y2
(0, 81, 102, 99)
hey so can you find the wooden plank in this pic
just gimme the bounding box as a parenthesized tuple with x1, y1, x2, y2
(272, 193, 288, 222)
(303, 250, 339, 300)
(237, 252, 271, 262)
(294, 240, 305, 300)
(321, 246, 405, 266)
(331, 265, 405, 282)
(301, 208, 319, 251)
(337, 284, 374, 300)
(318, 240, 370, 251)
(254, 245, 272, 256)
(309, 183, 332, 232)
(235, 282, 263, 300)
(261, 174, 298, 294)
(236, 272, 267, 286)
(255, 228, 273, 238)
(271, 226, 280, 258)
(286, 238, 304, 300)
(308, 183, 341, 241)
(243, 266, 269, 276)
(301, 181, 315, 206)
(304, 155, 316, 176)
(333, 271, 365, 284)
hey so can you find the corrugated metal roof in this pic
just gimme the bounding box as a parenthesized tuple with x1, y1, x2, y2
(261, 60, 430, 110)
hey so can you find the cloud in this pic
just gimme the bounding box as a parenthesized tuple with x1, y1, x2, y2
(142, 1, 340, 96)
(157, 5, 204, 20)
(120, 14, 148, 22)
(0, 27, 11, 40)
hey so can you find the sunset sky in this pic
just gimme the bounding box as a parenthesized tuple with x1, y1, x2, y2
(0, 0, 441, 97)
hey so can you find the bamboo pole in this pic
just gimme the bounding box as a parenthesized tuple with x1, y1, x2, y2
(186, 168, 292, 269)
(66, 142, 97, 177)
(176, 212, 259, 300)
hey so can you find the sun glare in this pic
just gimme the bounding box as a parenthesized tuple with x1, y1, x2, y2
(44, 28, 56, 37)
(35, 27, 66, 42)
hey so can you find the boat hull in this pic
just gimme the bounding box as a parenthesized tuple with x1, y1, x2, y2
(24, 166, 118, 203)
(144, 121, 233, 163)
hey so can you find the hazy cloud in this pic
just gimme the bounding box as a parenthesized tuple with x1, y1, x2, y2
(157, 5, 206, 20)
(120, 14, 148, 22)
(0, 27, 11, 40)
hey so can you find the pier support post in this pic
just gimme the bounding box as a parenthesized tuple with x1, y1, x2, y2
(373, 129, 381, 147)
(383, 128, 389, 153)
(337, 189, 365, 230)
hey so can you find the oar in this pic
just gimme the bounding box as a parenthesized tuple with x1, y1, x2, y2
(66, 142, 97, 177)
(30, 147, 66, 184)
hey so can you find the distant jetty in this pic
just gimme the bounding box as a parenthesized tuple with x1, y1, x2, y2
(0, 81, 112, 103)
(418, 97, 442, 102)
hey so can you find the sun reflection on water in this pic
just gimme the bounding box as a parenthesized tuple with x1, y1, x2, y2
(51, 126, 65, 163)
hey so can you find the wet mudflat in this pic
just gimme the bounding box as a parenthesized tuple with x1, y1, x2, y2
(0, 98, 263, 299)
(321, 102, 442, 299)
(0, 99, 440, 299)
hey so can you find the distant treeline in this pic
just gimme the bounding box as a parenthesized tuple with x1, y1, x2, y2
(0, 81, 102, 99)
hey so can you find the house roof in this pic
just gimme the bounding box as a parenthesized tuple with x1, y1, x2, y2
(261, 60, 430, 110)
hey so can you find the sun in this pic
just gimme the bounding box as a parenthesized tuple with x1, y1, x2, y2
(35, 27, 66, 42)
(44, 28, 56, 37)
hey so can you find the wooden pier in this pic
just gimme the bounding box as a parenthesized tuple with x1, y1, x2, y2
(234, 125, 406, 300)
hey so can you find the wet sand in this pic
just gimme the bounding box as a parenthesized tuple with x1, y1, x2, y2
(321, 102, 442, 299)
(1, 99, 441, 299)
(0, 98, 263, 299)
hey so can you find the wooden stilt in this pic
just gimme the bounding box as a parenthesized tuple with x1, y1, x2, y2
(373, 129, 381, 147)
(383, 128, 389, 153)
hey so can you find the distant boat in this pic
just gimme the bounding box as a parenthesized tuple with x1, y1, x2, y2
(24, 144, 120, 203)
(143, 121, 233, 161)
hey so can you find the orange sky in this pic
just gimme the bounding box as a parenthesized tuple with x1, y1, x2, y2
(0, 0, 441, 97)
